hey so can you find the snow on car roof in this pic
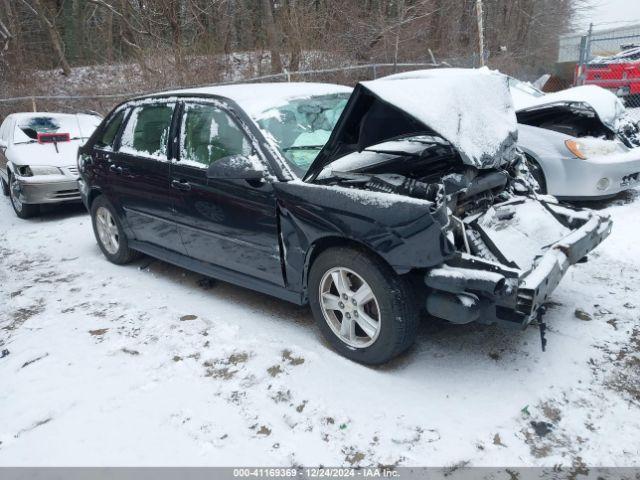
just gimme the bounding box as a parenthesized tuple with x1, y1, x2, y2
(160, 82, 353, 117)
(366, 68, 518, 168)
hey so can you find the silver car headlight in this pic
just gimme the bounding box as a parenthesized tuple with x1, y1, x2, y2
(17, 165, 62, 176)
(564, 138, 623, 160)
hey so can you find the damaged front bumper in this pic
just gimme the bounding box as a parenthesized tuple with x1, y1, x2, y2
(424, 198, 612, 327)
(515, 211, 611, 322)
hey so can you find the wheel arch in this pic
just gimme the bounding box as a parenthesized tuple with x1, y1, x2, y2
(301, 235, 393, 303)
(87, 187, 103, 209)
(522, 151, 548, 193)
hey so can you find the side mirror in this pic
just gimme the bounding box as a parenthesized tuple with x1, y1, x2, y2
(206, 155, 266, 181)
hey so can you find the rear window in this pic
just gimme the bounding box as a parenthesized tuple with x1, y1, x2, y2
(95, 110, 126, 149)
(119, 103, 175, 159)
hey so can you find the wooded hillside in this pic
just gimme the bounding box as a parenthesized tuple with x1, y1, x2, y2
(0, 0, 585, 104)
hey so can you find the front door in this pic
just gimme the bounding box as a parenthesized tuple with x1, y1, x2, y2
(108, 101, 186, 253)
(171, 101, 284, 285)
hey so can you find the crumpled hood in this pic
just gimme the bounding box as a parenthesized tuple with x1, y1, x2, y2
(9, 139, 84, 168)
(511, 85, 627, 132)
(304, 68, 519, 180)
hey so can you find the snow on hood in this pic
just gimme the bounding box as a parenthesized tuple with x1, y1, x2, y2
(9, 139, 84, 168)
(358, 69, 518, 168)
(12, 112, 101, 144)
(511, 84, 627, 131)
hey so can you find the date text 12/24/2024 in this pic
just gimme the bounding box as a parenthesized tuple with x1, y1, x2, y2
(233, 468, 400, 478)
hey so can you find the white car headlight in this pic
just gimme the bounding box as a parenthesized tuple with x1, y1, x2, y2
(565, 138, 623, 160)
(17, 165, 62, 176)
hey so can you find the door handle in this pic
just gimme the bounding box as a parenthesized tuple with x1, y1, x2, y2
(171, 179, 192, 191)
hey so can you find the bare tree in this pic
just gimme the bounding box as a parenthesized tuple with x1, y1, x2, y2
(18, 0, 72, 75)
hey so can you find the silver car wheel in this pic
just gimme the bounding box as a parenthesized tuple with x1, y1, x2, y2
(95, 206, 120, 255)
(9, 176, 23, 212)
(319, 267, 381, 349)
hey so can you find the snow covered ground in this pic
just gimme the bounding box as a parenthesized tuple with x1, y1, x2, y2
(0, 191, 639, 468)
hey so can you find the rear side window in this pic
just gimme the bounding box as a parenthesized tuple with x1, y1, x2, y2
(119, 103, 175, 160)
(95, 110, 126, 149)
(179, 103, 252, 168)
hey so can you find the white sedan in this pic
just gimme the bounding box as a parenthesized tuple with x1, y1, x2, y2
(0, 112, 101, 218)
(509, 78, 640, 200)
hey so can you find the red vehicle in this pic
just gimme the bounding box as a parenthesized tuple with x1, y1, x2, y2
(576, 45, 640, 105)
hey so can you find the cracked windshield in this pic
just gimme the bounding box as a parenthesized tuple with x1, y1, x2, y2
(256, 93, 350, 172)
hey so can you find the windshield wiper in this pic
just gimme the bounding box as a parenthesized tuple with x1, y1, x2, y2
(13, 136, 86, 146)
(363, 148, 421, 158)
(283, 145, 324, 151)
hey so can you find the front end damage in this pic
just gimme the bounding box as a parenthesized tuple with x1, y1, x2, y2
(425, 195, 611, 328)
(298, 70, 612, 335)
(314, 155, 612, 331)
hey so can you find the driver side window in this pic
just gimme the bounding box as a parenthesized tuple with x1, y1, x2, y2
(179, 103, 252, 168)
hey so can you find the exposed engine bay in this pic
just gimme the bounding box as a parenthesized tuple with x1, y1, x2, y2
(318, 135, 531, 220)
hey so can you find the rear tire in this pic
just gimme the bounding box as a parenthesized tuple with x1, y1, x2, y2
(90, 195, 140, 265)
(308, 246, 419, 365)
(9, 173, 39, 219)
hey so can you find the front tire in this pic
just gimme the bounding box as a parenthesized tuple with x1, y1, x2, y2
(90, 195, 140, 264)
(308, 247, 419, 365)
(9, 174, 39, 219)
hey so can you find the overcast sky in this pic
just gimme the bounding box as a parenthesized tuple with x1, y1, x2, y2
(575, 0, 640, 32)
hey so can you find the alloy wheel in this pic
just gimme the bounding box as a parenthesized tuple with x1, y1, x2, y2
(319, 267, 382, 348)
(95, 206, 120, 255)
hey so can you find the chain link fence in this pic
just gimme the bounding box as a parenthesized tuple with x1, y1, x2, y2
(0, 61, 465, 119)
(575, 25, 640, 116)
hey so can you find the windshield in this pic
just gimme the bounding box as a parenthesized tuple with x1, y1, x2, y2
(14, 114, 100, 144)
(507, 78, 545, 98)
(255, 93, 350, 174)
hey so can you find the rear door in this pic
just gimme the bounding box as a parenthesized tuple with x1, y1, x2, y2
(171, 101, 284, 285)
(108, 101, 186, 253)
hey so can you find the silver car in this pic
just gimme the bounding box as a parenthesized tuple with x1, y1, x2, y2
(508, 78, 640, 200)
(0, 112, 101, 218)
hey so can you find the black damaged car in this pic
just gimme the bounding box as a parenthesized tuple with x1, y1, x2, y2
(78, 69, 612, 364)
